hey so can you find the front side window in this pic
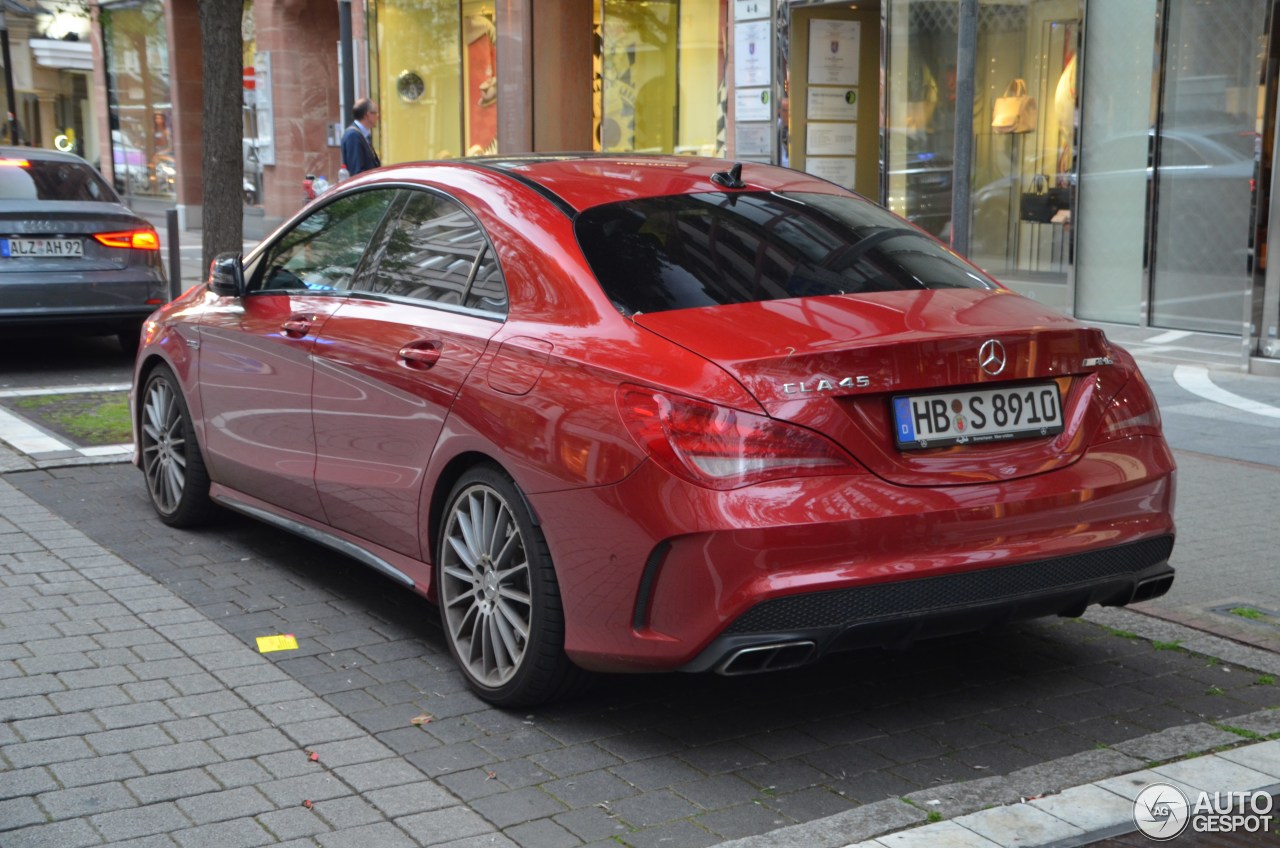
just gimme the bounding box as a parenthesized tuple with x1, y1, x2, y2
(575, 191, 997, 315)
(361, 189, 507, 314)
(253, 190, 397, 293)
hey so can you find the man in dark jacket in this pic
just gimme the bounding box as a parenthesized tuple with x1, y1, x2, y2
(341, 99, 381, 176)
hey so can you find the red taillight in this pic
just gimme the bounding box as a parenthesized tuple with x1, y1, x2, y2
(1098, 372, 1163, 441)
(94, 229, 160, 250)
(617, 386, 856, 490)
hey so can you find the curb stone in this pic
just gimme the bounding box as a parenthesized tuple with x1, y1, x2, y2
(787, 742, 1280, 848)
(1085, 605, 1280, 676)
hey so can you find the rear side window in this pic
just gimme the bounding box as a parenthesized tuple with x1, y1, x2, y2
(0, 159, 117, 202)
(360, 189, 507, 315)
(574, 191, 997, 315)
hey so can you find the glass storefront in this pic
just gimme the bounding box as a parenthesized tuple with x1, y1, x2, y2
(875, 0, 1268, 340)
(886, 0, 1082, 309)
(100, 0, 173, 199)
(595, 0, 725, 155)
(1073, 0, 1157, 325)
(1149, 0, 1265, 333)
(371, 0, 499, 162)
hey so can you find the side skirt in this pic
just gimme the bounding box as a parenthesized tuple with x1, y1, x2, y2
(212, 491, 416, 589)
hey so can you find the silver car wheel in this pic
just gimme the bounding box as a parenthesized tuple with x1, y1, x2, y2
(440, 483, 533, 688)
(141, 377, 188, 514)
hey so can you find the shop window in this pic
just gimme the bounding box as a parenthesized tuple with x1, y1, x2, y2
(372, 0, 498, 163)
(100, 0, 173, 198)
(887, 0, 1081, 308)
(595, 0, 726, 156)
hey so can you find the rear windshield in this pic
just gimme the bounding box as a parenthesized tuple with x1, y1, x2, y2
(574, 191, 998, 315)
(0, 159, 118, 202)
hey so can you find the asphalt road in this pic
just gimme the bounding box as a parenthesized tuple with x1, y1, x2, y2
(1127, 360, 1280, 653)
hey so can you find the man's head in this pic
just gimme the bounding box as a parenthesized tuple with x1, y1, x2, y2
(353, 98, 380, 129)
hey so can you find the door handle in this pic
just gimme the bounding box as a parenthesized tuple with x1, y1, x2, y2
(399, 342, 441, 367)
(281, 318, 312, 337)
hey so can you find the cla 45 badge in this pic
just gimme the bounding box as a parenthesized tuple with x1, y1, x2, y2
(782, 376, 872, 394)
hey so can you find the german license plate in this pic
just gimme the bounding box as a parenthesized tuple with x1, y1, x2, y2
(893, 383, 1063, 450)
(1, 238, 83, 258)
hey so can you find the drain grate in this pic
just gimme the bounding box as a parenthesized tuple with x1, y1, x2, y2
(1210, 604, 1280, 631)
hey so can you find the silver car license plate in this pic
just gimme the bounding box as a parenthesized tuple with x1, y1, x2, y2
(893, 383, 1063, 450)
(1, 237, 84, 258)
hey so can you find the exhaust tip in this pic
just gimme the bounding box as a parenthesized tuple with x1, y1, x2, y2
(716, 641, 817, 676)
(1130, 574, 1175, 604)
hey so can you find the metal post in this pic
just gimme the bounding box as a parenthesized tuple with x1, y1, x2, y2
(951, 0, 979, 256)
(0, 11, 21, 145)
(166, 209, 182, 300)
(338, 0, 355, 125)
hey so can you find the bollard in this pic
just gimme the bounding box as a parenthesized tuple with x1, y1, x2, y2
(166, 208, 181, 301)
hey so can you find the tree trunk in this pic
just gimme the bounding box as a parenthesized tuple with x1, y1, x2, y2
(198, 0, 244, 272)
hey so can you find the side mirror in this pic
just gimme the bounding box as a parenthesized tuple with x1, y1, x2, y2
(208, 253, 244, 297)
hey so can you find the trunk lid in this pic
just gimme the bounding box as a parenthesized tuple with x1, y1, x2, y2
(633, 289, 1120, 486)
(0, 204, 150, 274)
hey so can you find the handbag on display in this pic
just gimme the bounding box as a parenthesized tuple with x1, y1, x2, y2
(992, 79, 1037, 134)
(1020, 174, 1069, 223)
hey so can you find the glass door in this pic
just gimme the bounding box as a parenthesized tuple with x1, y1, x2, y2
(1149, 0, 1266, 333)
(1254, 0, 1280, 358)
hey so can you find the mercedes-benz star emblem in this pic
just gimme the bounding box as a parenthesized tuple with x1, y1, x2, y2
(979, 339, 1007, 376)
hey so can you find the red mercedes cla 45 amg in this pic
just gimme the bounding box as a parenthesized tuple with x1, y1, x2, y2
(132, 156, 1175, 706)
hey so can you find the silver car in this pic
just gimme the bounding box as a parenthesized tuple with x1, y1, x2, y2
(0, 146, 167, 352)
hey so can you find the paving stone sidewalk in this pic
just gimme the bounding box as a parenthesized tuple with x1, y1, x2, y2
(4, 464, 1280, 848)
(0, 475, 507, 848)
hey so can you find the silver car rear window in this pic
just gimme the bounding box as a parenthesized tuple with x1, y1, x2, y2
(0, 159, 118, 202)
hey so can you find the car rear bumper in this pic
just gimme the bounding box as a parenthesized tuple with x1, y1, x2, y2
(529, 434, 1176, 673)
(0, 307, 157, 334)
(681, 537, 1174, 674)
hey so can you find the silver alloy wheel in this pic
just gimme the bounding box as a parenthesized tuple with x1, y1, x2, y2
(140, 377, 187, 514)
(440, 483, 533, 688)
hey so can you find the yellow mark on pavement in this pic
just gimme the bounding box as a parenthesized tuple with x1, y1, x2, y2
(256, 634, 299, 653)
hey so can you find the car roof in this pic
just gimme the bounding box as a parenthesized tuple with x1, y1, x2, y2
(453, 154, 853, 214)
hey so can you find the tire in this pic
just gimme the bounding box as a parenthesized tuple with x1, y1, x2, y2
(138, 365, 217, 527)
(436, 464, 584, 707)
